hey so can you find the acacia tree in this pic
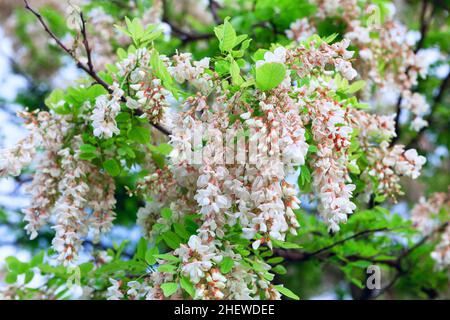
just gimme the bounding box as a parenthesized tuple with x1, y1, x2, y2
(0, 0, 448, 300)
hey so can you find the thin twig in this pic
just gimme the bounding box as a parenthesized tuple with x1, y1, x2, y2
(80, 12, 94, 73)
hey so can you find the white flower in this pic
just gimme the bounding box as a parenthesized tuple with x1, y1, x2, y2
(90, 94, 121, 139)
(107, 278, 123, 300)
(256, 47, 286, 68)
(359, 48, 373, 60)
(411, 117, 428, 132)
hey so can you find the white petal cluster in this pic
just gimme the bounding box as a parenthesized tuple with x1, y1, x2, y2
(401, 92, 430, 131)
(90, 84, 123, 139)
(307, 98, 356, 232)
(255, 47, 287, 68)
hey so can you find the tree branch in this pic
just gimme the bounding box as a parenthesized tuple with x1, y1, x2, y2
(161, 0, 215, 44)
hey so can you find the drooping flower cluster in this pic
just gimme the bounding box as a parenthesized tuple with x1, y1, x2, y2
(411, 191, 450, 269)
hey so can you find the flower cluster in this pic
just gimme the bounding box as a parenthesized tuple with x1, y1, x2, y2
(90, 84, 123, 139)
(365, 141, 426, 200)
(411, 191, 450, 269)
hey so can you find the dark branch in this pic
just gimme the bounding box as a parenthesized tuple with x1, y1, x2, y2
(275, 227, 392, 262)
(372, 222, 449, 299)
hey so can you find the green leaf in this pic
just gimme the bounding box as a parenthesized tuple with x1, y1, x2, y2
(255, 62, 286, 91)
(45, 89, 67, 113)
(180, 276, 195, 298)
(79, 152, 97, 161)
(348, 162, 361, 174)
(215, 60, 231, 76)
(219, 257, 234, 274)
(136, 237, 147, 260)
(86, 84, 108, 101)
(275, 285, 300, 300)
(150, 50, 175, 90)
(324, 33, 339, 43)
(156, 143, 172, 155)
(272, 240, 302, 249)
(103, 159, 121, 177)
(79, 144, 97, 162)
(153, 254, 181, 263)
(308, 145, 318, 154)
(5, 256, 20, 272)
(267, 257, 284, 264)
(161, 207, 172, 220)
(79, 262, 94, 275)
(145, 246, 159, 265)
(24, 270, 34, 284)
(128, 126, 151, 144)
(253, 49, 267, 62)
(79, 144, 97, 154)
(173, 223, 189, 240)
(299, 165, 311, 187)
(161, 282, 178, 297)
